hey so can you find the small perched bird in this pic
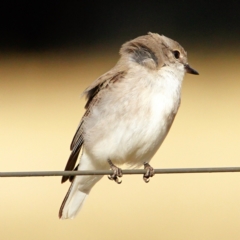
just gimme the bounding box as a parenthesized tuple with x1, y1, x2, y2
(59, 32, 199, 219)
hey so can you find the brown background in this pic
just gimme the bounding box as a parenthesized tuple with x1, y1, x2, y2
(1, 43, 240, 239)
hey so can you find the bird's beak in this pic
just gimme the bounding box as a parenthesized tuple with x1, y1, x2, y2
(185, 64, 199, 75)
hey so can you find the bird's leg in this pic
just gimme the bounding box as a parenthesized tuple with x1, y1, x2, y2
(107, 159, 122, 184)
(143, 162, 155, 183)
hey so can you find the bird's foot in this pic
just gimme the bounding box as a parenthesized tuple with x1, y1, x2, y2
(143, 162, 155, 183)
(107, 159, 122, 184)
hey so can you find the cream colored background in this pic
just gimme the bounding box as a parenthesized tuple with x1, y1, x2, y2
(1, 47, 240, 240)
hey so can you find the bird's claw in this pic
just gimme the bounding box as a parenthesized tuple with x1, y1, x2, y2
(143, 162, 155, 183)
(108, 175, 122, 184)
(108, 159, 122, 184)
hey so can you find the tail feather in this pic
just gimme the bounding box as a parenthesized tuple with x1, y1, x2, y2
(59, 179, 88, 219)
(59, 177, 86, 219)
(59, 151, 106, 219)
(59, 174, 103, 219)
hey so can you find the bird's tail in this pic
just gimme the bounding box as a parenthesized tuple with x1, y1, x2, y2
(59, 155, 104, 219)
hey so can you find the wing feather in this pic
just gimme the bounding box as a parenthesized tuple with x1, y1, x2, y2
(61, 68, 126, 183)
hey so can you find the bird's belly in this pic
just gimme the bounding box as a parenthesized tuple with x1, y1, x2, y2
(84, 92, 179, 168)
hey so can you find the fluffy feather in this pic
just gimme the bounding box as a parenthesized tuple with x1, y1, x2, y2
(59, 32, 198, 219)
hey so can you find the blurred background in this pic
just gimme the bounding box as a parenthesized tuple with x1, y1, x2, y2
(0, 1, 240, 239)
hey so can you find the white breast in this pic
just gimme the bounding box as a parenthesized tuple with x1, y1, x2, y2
(83, 66, 184, 168)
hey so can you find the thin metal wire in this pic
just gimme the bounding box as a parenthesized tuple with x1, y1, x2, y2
(1, 167, 240, 177)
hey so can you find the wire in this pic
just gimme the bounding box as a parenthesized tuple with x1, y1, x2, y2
(1, 167, 240, 177)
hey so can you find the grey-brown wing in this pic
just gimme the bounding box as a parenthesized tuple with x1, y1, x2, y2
(61, 124, 84, 183)
(61, 69, 126, 183)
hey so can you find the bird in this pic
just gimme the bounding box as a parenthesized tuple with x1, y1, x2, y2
(59, 32, 199, 219)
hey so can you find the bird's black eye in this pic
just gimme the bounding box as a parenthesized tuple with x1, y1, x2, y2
(173, 50, 180, 59)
